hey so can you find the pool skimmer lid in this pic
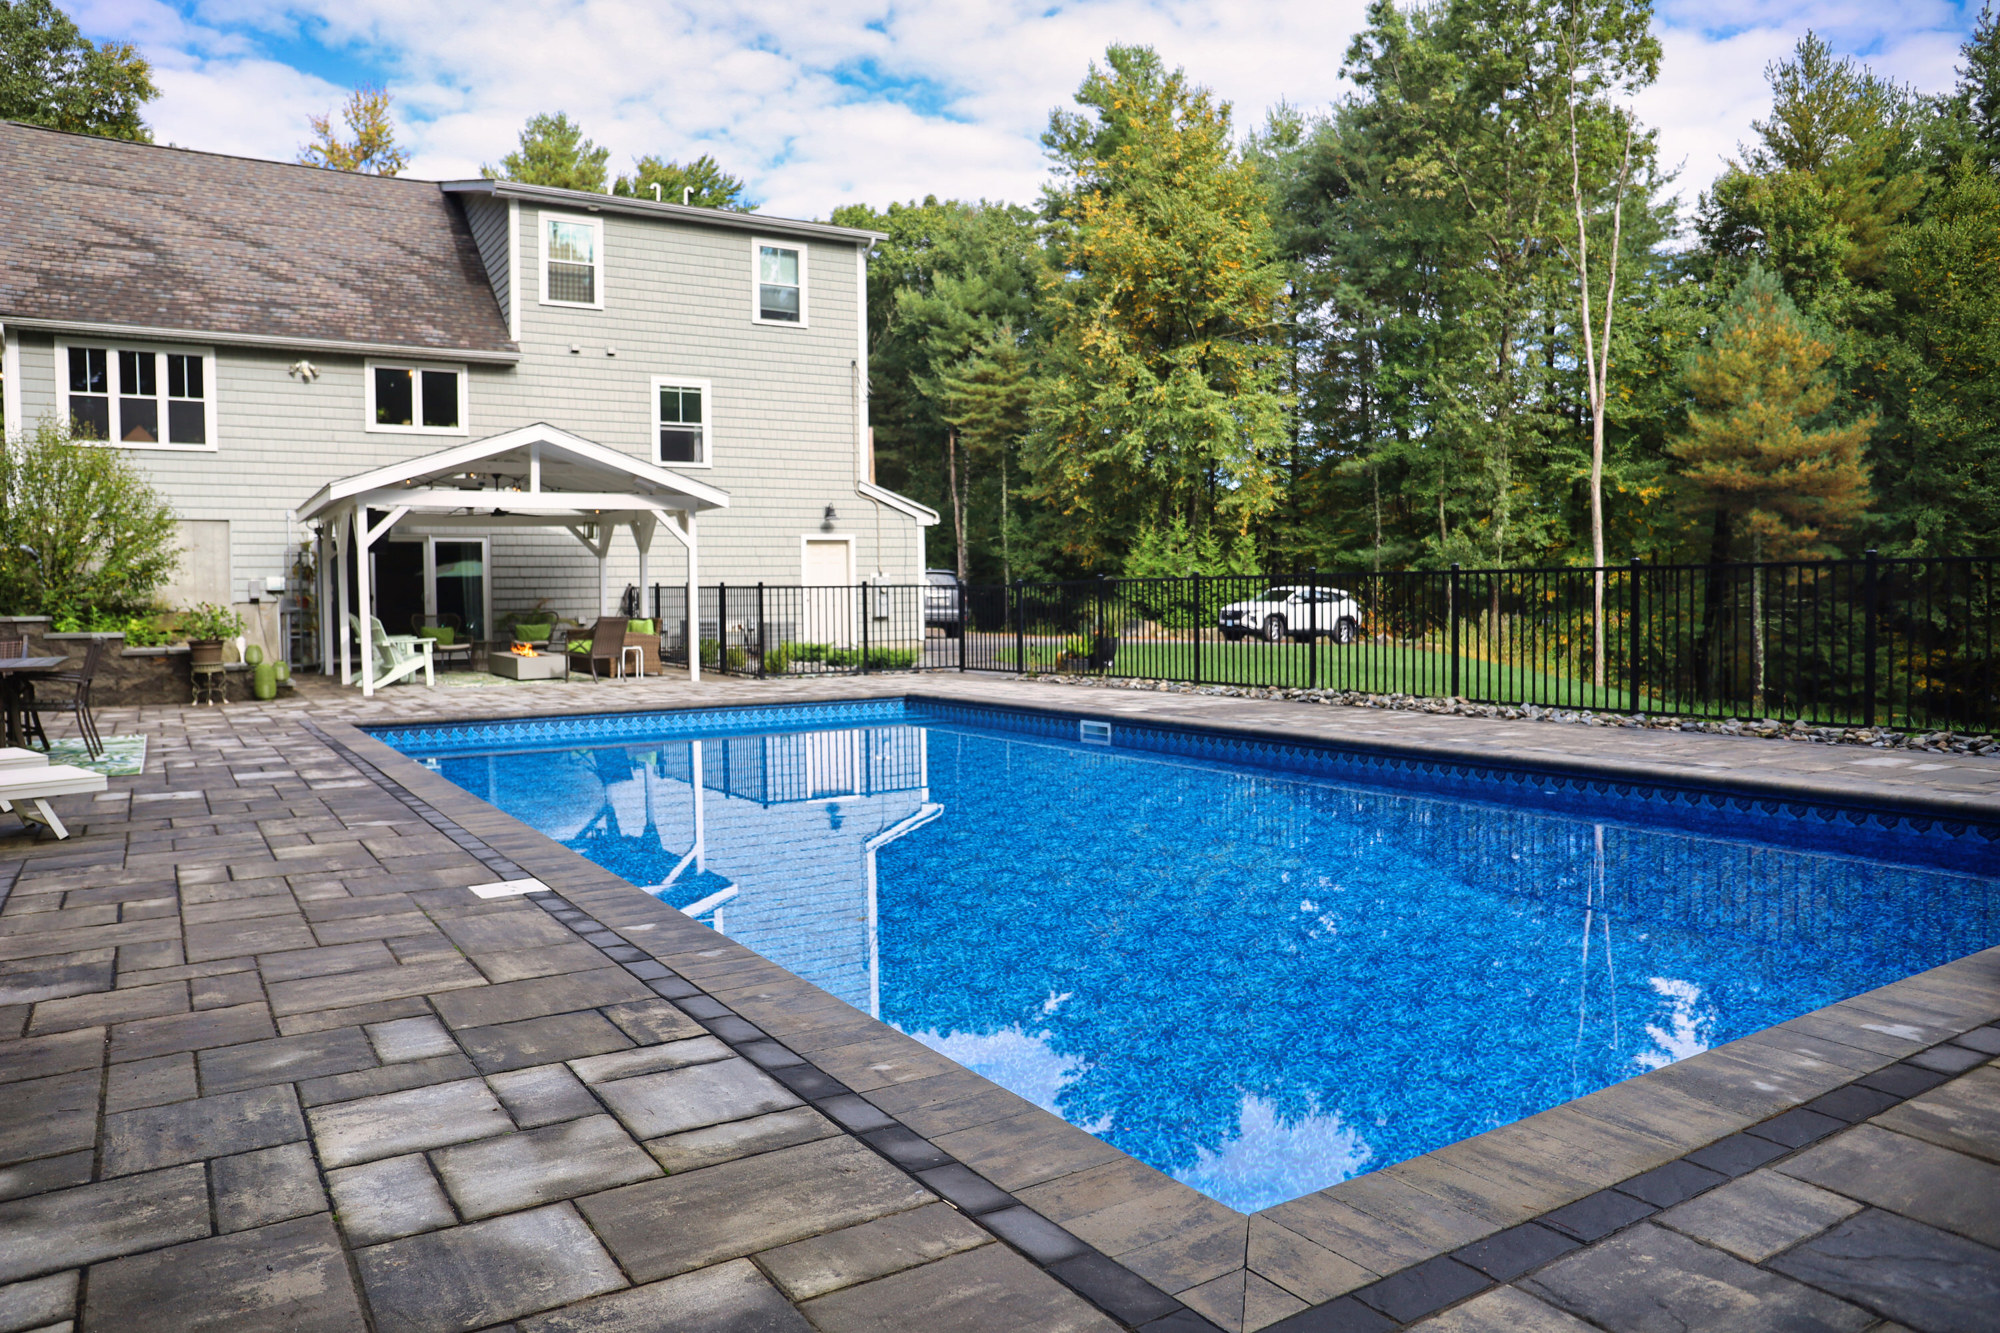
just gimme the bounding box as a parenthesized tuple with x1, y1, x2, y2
(468, 877, 550, 898)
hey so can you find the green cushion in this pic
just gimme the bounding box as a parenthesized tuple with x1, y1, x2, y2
(514, 622, 553, 641)
(628, 619, 655, 635)
(429, 626, 456, 645)
(567, 638, 591, 653)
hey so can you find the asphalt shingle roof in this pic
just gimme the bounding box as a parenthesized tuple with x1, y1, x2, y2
(0, 121, 515, 356)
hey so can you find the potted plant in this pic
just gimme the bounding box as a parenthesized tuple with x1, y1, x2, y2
(180, 602, 245, 667)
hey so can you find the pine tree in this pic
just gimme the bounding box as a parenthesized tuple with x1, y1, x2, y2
(298, 87, 409, 176)
(1961, 4, 2000, 165)
(483, 113, 609, 193)
(1672, 267, 1873, 708)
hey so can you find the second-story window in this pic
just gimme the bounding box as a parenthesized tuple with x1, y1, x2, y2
(653, 378, 711, 466)
(754, 239, 806, 325)
(542, 214, 602, 307)
(367, 362, 466, 434)
(60, 343, 214, 448)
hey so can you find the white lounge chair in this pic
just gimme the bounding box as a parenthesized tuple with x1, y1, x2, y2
(0, 747, 49, 771)
(0, 762, 107, 839)
(348, 614, 435, 689)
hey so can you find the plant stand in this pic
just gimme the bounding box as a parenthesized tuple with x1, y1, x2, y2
(190, 663, 226, 705)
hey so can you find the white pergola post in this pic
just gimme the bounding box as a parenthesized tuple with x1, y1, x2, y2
(633, 517, 655, 621)
(334, 511, 351, 685)
(354, 506, 408, 698)
(683, 512, 699, 683)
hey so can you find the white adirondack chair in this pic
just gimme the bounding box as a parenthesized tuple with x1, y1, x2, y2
(349, 614, 435, 689)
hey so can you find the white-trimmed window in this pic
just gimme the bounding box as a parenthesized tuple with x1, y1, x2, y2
(752, 238, 807, 325)
(366, 361, 467, 434)
(652, 377, 712, 467)
(541, 212, 603, 308)
(56, 341, 216, 449)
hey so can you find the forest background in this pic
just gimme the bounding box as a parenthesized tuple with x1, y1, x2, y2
(12, 0, 2000, 586)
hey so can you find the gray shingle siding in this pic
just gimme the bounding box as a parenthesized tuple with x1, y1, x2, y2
(0, 135, 929, 630)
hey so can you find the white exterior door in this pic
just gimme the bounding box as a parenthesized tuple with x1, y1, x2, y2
(802, 538, 853, 646)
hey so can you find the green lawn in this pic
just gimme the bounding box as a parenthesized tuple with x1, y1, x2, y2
(1024, 638, 1644, 710)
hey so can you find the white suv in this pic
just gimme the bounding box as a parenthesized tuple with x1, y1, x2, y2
(1217, 585, 1364, 643)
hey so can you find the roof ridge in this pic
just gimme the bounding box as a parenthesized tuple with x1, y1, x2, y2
(0, 118, 441, 189)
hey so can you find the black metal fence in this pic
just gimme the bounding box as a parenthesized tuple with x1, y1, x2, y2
(651, 554, 2000, 732)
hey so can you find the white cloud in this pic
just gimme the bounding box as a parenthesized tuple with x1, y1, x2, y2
(79, 0, 1985, 220)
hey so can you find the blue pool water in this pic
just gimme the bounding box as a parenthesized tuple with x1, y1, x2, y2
(375, 700, 2000, 1213)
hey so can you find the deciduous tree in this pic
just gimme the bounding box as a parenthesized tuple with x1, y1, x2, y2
(612, 154, 756, 210)
(298, 86, 409, 176)
(0, 0, 155, 141)
(0, 421, 180, 617)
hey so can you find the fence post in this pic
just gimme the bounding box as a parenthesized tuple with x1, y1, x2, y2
(860, 581, 870, 675)
(1193, 573, 1203, 685)
(756, 583, 766, 680)
(1628, 557, 1643, 715)
(717, 584, 727, 676)
(1449, 564, 1461, 700)
(1013, 580, 1025, 675)
(958, 579, 966, 674)
(1308, 567, 1319, 691)
(1863, 548, 1879, 728)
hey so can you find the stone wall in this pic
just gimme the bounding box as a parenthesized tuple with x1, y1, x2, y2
(0, 619, 249, 707)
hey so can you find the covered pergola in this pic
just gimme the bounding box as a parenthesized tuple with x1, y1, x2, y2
(296, 423, 729, 695)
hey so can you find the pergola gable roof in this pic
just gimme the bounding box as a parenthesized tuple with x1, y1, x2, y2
(296, 422, 728, 522)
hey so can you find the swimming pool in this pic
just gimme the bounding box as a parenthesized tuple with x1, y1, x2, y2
(374, 699, 2000, 1213)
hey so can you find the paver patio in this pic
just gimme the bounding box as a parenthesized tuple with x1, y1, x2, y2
(0, 671, 1995, 1332)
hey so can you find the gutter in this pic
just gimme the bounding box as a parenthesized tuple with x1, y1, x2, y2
(0, 316, 521, 365)
(442, 180, 887, 245)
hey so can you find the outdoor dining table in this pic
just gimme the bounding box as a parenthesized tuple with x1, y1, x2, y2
(0, 657, 67, 749)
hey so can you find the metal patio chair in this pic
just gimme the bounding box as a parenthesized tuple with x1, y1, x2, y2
(27, 637, 107, 758)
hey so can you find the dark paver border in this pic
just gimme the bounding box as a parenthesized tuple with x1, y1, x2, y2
(313, 684, 2000, 1331)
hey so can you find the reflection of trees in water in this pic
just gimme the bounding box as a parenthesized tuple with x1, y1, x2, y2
(877, 731, 2000, 1195)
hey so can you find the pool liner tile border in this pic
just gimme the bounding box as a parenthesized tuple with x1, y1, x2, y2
(330, 696, 2000, 1331)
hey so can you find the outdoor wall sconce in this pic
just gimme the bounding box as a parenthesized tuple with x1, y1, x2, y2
(288, 360, 319, 382)
(822, 504, 838, 530)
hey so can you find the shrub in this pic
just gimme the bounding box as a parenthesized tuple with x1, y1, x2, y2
(790, 642, 830, 663)
(0, 421, 180, 615)
(180, 602, 245, 640)
(762, 643, 792, 675)
(725, 645, 747, 672)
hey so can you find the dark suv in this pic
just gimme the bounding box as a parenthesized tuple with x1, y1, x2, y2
(924, 569, 963, 637)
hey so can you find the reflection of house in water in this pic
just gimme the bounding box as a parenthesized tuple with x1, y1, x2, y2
(455, 726, 937, 1014)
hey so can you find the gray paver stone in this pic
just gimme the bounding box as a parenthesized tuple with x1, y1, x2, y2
(0, 1271, 76, 1332)
(1404, 1284, 1599, 1332)
(197, 1026, 379, 1094)
(800, 1242, 1120, 1333)
(600, 999, 707, 1046)
(212, 1141, 328, 1233)
(431, 1114, 658, 1219)
(459, 1010, 633, 1073)
(486, 1063, 603, 1129)
(0, 1165, 210, 1283)
(365, 1014, 460, 1062)
(0, 1152, 92, 1206)
(326, 1154, 456, 1247)
(1778, 1124, 2000, 1248)
(644, 1106, 840, 1174)
(355, 1202, 627, 1333)
(517, 1258, 813, 1332)
(0, 1073, 97, 1168)
(593, 1057, 800, 1140)
(578, 1137, 933, 1282)
(82, 1213, 364, 1332)
(102, 1084, 306, 1176)
(102, 1052, 197, 1113)
(569, 1036, 731, 1083)
(1657, 1169, 1862, 1262)
(759, 1202, 993, 1301)
(1523, 1222, 1873, 1333)
(1767, 1207, 2000, 1333)
(306, 1076, 513, 1167)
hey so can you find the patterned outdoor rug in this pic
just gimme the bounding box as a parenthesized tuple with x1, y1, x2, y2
(45, 734, 147, 776)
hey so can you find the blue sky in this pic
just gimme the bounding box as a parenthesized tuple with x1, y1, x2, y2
(68, 0, 1990, 220)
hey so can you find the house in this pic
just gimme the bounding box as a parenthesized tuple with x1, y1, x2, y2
(0, 120, 936, 681)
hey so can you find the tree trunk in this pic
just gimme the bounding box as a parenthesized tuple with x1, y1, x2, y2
(1751, 531, 1767, 718)
(946, 429, 967, 583)
(1000, 455, 1011, 585)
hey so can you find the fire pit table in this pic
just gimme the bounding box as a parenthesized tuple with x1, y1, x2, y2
(488, 645, 566, 680)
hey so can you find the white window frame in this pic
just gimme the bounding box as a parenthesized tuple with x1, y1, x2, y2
(751, 236, 809, 327)
(53, 338, 218, 452)
(650, 375, 714, 469)
(539, 211, 605, 310)
(365, 360, 470, 436)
